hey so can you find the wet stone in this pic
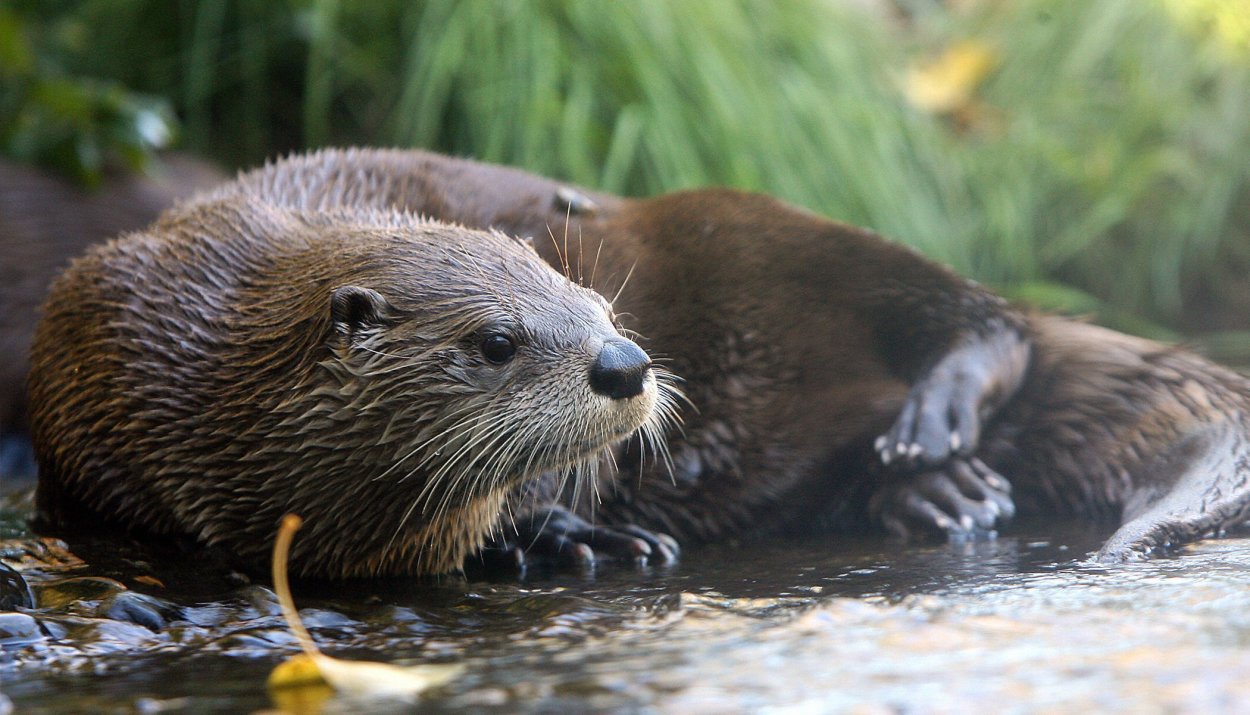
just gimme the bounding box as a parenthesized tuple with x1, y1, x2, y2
(0, 537, 84, 571)
(58, 614, 169, 652)
(0, 612, 44, 645)
(34, 576, 128, 610)
(210, 627, 301, 658)
(96, 591, 184, 631)
(178, 603, 234, 629)
(238, 585, 284, 618)
(298, 608, 358, 630)
(0, 562, 33, 609)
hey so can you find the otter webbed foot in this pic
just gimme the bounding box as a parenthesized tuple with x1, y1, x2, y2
(876, 329, 1030, 470)
(871, 458, 1015, 542)
(469, 506, 679, 576)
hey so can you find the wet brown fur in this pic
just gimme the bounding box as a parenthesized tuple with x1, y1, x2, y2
(30, 191, 666, 578)
(209, 148, 1250, 561)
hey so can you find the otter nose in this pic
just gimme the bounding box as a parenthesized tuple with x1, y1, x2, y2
(589, 338, 651, 400)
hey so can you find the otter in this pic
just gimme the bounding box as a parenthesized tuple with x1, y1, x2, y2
(1, 155, 226, 477)
(192, 148, 1250, 564)
(29, 194, 678, 578)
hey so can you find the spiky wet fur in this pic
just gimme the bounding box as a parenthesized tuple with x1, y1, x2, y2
(30, 196, 676, 578)
(206, 148, 1250, 562)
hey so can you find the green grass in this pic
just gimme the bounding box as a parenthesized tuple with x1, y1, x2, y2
(7, 0, 1250, 339)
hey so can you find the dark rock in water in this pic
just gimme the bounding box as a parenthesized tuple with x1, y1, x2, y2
(0, 562, 33, 610)
(238, 585, 284, 618)
(96, 591, 184, 631)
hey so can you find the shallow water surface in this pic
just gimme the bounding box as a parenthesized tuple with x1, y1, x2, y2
(3, 483, 1250, 714)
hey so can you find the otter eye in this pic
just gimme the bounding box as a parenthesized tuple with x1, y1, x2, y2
(480, 333, 517, 364)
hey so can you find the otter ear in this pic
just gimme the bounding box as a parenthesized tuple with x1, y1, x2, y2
(554, 186, 599, 216)
(330, 285, 393, 338)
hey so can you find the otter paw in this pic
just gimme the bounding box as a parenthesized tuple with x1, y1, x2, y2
(876, 331, 1028, 471)
(471, 506, 679, 575)
(872, 458, 1015, 542)
(876, 370, 983, 471)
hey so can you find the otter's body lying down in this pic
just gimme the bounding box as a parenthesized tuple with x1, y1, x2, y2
(30, 193, 675, 578)
(32, 148, 1250, 575)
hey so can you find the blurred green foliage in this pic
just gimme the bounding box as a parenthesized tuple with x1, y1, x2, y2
(0, 3, 177, 187)
(3, 0, 1250, 342)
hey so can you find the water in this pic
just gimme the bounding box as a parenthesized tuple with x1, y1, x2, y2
(4, 480, 1250, 714)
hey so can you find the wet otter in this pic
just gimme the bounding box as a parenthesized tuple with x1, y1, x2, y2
(204, 148, 1250, 563)
(29, 194, 678, 578)
(1, 155, 226, 477)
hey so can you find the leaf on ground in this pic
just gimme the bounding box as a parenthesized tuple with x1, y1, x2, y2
(265, 514, 463, 705)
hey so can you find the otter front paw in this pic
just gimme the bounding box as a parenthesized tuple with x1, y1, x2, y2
(876, 330, 1029, 470)
(871, 458, 1015, 542)
(469, 506, 679, 575)
(875, 368, 981, 471)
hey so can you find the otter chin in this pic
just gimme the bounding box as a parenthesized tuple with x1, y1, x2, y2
(29, 196, 678, 579)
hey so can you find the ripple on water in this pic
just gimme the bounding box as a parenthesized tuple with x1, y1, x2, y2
(5, 484, 1250, 713)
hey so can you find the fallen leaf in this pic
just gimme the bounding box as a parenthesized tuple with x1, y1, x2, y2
(266, 514, 464, 706)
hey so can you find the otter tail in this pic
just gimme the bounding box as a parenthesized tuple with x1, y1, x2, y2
(985, 316, 1250, 560)
(1096, 421, 1250, 561)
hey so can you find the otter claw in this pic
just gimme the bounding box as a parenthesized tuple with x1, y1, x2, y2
(879, 331, 1028, 471)
(567, 542, 596, 569)
(620, 525, 680, 565)
(554, 187, 600, 216)
(472, 506, 680, 576)
(982, 470, 1011, 493)
(871, 459, 1015, 542)
(467, 545, 529, 577)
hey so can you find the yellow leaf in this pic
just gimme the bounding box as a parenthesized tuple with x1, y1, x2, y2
(266, 514, 464, 706)
(267, 653, 327, 690)
(905, 40, 997, 114)
(311, 656, 463, 700)
(1163, 0, 1250, 57)
(267, 654, 334, 714)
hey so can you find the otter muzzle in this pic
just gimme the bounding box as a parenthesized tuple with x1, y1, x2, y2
(589, 338, 652, 400)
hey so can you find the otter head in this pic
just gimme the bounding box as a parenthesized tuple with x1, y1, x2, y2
(302, 218, 679, 575)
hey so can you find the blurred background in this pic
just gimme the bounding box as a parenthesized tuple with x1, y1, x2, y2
(4, 0, 1250, 354)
